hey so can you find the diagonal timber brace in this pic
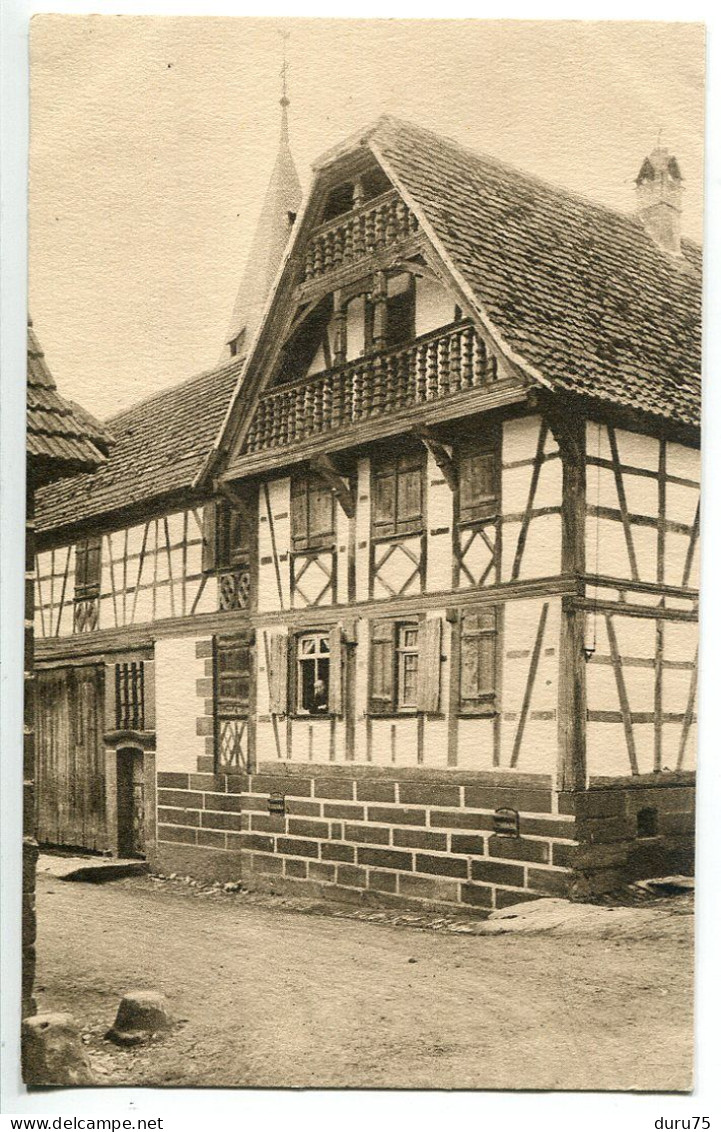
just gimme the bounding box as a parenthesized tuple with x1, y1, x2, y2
(413, 425, 457, 493)
(310, 454, 355, 518)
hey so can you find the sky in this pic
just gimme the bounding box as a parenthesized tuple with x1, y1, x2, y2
(29, 17, 705, 420)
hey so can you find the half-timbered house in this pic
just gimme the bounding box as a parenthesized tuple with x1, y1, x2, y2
(34, 114, 700, 911)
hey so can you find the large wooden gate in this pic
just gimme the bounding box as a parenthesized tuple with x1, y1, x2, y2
(36, 664, 107, 851)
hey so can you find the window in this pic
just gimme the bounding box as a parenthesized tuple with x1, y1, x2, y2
(369, 618, 443, 716)
(217, 501, 248, 568)
(372, 449, 424, 539)
(297, 632, 331, 715)
(216, 635, 251, 719)
(74, 536, 101, 600)
(459, 608, 498, 716)
(637, 807, 659, 839)
(202, 500, 249, 573)
(397, 623, 420, 711)
(115, 661, 145, 731)
(74, 536, 101, 632)
(458, 443, 499, 525)
(291, 473, 335, 552)
(214, 633, 252, 771)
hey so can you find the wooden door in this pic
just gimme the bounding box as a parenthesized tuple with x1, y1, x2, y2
(36, 665, 107, 851)
(117, 748, 145, 858)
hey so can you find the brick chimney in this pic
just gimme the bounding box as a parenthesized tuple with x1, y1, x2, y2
(635, 146, 684, 255)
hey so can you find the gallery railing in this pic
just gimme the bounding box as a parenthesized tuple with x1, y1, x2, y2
(302, 190, 420, 282)
(245, 321, 495, 453)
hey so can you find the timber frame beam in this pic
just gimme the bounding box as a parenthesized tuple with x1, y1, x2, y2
(310, 454, 355, 518)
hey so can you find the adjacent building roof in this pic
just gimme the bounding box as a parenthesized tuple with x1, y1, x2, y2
(27, 321, 112, 473)
(35, 357, 244, 536)
(368, 116, 701, 428)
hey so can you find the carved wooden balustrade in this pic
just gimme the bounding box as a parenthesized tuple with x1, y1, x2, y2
(302, 190, 420, 282)
(245, 321, 496, 454)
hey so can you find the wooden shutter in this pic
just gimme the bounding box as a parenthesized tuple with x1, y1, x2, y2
(291, 476, 309, 549)
(397, 454, 423, 534)
(368, 619, 395, 715)
(459, 445, 498, 523)
(328, 624, 344, 716)
(268, 632, 289, 716)
(372, 456, 396, 537)
(460, 608, 497, 715)
(308, 477, 334, 546)
(202, 501, 218, 573)
(418, 617, 443, 715)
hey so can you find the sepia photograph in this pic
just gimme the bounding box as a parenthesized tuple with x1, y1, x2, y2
(3, 13, 708, 1101)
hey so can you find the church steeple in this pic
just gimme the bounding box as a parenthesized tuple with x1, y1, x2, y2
(223, 48, 302, 359)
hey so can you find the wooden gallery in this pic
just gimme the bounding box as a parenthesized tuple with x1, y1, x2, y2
(32, 114, 700, 910)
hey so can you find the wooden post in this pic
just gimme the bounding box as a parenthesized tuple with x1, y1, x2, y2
(371, 271, 388, 351)
(331, 290, 347, 367)
(546, 400, 587, 793)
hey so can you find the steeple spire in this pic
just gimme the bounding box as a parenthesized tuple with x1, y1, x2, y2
(223, 35, 302, 358)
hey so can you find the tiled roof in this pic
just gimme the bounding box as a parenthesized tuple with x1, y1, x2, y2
(35, 357, 245, 536)
(370, 116, 701, 428)
(27, 322, 111, 469)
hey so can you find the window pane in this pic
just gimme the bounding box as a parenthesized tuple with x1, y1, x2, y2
(300, 658, 316, 711)
(314, 658, 330, 712)
(401, 653, 418, 707)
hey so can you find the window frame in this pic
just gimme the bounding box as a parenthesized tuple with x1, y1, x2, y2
(396, 622, 420, 714)
(295, 630, 332, 717)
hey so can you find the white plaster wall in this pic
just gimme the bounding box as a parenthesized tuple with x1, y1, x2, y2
(258, 477, 291, 612)
(336, 505, 349, 605)
(354, 618, 369, 762)
(355, 458, 371, 602)
(456, 717, 495, 770)
(155, 636, 208, 773)
(426, 463, 453, 593)
(501, 416, 561, 582)
(498, 597, 560, 775)
(414, 275, 457, 337)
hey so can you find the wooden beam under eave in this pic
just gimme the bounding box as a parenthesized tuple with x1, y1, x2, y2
(413, 424, 458, 493)
(310, 454, 355, 519)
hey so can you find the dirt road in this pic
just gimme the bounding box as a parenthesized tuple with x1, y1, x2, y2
(34, 874, 693, 1091)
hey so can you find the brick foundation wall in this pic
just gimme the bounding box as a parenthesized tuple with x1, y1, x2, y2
(151, 763, 577, 910)
(558, 775, 695, 896)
